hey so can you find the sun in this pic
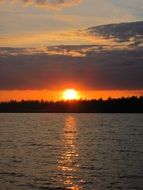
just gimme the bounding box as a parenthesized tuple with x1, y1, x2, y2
(63, 89, 79, 100)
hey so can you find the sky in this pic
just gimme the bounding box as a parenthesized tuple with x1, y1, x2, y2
(0, 0, 143, 101)
(1, 0, 143, 47)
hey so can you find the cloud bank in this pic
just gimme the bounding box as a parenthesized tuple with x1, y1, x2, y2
(0, 21, 143, 91)
(0, 0, 82, 9)
(0, 47, 143, 91)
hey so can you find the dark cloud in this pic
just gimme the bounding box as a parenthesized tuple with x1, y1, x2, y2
(87, 21, 143, 42)
(0, 47, 143, 90)
(0, 21, 143, 91)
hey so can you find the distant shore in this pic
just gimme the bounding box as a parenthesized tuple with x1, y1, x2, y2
(0, 96, 143, 113)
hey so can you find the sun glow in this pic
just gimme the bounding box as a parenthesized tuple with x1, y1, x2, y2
(63, 89, 79, 100)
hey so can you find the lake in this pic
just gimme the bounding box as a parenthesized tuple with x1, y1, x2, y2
(0, 113, 143, 190)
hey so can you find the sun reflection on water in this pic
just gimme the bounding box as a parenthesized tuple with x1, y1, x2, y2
(58, 115, 84, 190)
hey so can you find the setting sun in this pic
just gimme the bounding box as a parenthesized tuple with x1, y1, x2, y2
(63, 89, 79, 100)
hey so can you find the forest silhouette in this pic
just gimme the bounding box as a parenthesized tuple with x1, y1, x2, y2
(0, 96, 143, 113)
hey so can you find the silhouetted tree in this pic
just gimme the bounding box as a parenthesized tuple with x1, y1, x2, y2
(0, 96, 143, 113)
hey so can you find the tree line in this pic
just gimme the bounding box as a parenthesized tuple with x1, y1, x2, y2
(0, 96, 143, 113)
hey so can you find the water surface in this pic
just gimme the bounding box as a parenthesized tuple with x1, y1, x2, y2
(0, 113, 143, 190)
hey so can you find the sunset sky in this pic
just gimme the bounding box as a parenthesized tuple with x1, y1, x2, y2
(0, 0, 143, 101)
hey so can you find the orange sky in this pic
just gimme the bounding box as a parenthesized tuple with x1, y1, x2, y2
(0, 90, 143, 101)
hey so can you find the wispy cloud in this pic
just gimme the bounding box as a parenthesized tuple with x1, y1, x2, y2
(0, 0, 82, 9)
(1, 22, 142, 48)
(0, 29, 116, 47)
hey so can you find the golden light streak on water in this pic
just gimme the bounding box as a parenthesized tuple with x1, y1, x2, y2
(58, 115, 83, 190)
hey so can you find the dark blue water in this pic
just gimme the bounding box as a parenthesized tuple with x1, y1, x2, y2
(0, 113, 143, 190)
